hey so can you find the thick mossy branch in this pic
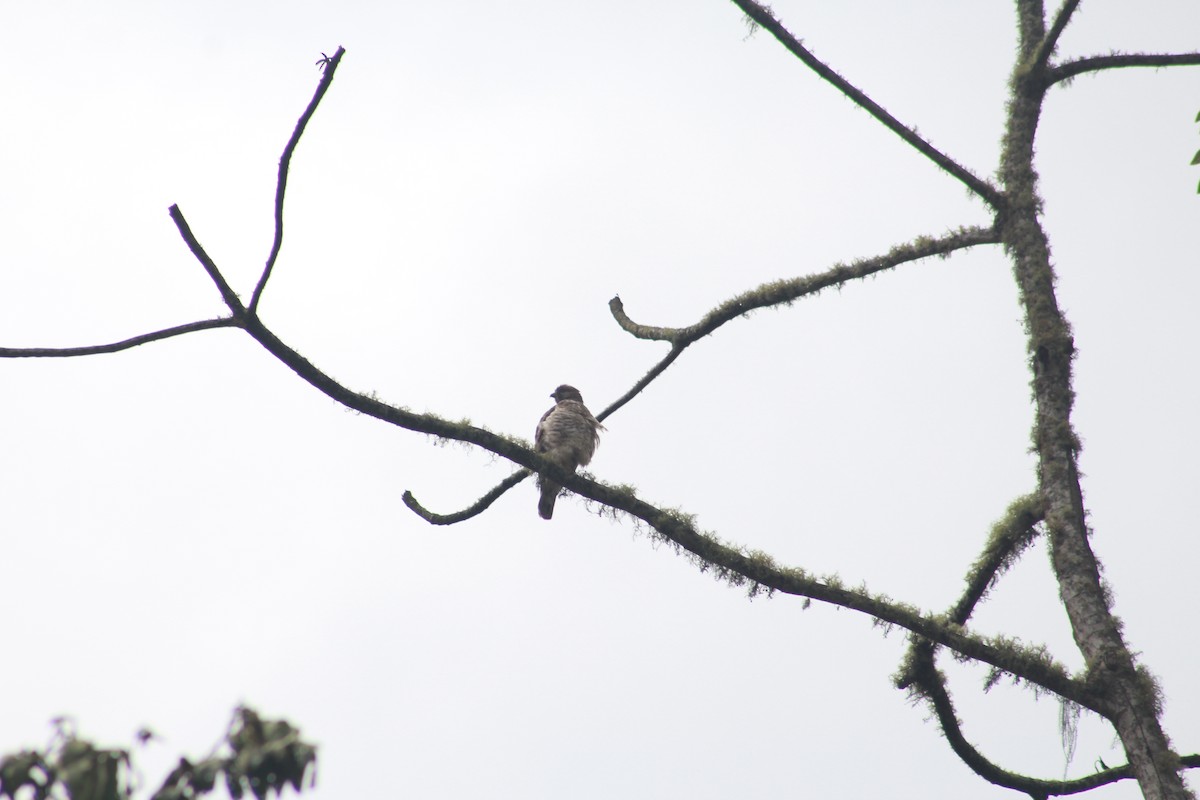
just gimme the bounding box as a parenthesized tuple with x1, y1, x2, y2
(611, 225, 999, 344)
(1003, 4, 1191, 797)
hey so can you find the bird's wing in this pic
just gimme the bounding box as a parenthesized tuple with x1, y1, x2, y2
(534, 405, 556, 453)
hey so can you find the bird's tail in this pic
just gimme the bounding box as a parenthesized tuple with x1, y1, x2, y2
(538, 482, 559, 520)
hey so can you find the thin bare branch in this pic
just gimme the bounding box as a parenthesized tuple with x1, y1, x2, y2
(169, 205, 247, 316)
(596, 343, 684, 422)
(610, 225, 999, 345)
(1034, 0, 1082, 69)
(0, 318, 240, 359)
(248, 47, 346, 316)
(730, 0, 1005, 208)
(1049, 51, 1200, 85)
(402, 470, 531, 525)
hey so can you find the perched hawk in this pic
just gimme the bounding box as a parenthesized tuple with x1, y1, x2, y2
(534, 384, 605, 520)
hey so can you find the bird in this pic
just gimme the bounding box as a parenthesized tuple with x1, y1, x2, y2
(534, 384, 605, 520)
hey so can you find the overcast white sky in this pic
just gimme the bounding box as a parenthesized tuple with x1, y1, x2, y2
(2, 1, 1198, 798)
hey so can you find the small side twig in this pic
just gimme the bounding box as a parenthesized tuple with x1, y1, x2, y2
(169, 205, 247, 316)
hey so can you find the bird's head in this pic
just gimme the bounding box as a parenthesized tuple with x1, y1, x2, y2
(550, 384, 584, 403)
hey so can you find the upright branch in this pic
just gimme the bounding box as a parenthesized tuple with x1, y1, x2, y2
(249, 47, 346, 316)
(1002, 1, 1192, 797)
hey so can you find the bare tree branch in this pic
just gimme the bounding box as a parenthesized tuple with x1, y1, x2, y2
(169, 205, 247, 316)
(0, 318, 240, 359)
(729, 0, 1005, 208)
(402, 470, 531, 525)
(596, 343, 684, 422)
(249, 46, 346, 316)
(1048, 51, 1200, 85)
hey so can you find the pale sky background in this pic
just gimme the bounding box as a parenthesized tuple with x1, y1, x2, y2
(2, 1, 1198, 798)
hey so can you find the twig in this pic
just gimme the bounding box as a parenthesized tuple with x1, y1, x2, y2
(402, 471, 531, 525)
(0, 318, 239, 358)
(169, 205, 246, 316)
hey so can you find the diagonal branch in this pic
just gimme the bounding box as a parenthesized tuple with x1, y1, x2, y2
(946, 494, 1044, 626)
(248, 46, 346, 316)
(896, 494, 1045, 694)
(0, 318, 241, 359)
(1033, 0, 1082, 70)
(730, 0, 1004, 208)
(1048, 51, 1200, 85)
(595, 343, 683, 422)
(170, 205, 247, 317)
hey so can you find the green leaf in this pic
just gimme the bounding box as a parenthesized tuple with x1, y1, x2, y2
(1191, 149, 1200, 166)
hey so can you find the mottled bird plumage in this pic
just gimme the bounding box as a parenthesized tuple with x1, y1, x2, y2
(534, 384, 604, 520)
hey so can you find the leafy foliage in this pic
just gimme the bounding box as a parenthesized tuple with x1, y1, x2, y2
(0, 707, 315, 800)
